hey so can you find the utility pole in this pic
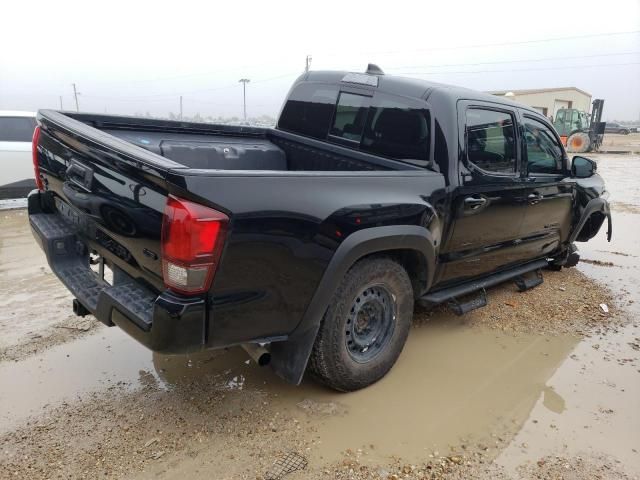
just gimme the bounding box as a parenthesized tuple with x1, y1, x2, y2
(59, 96, 63, 110)
(305, 55, 312, 72)
(238, 78, 250, 122)
(71, 83, 80, 112)
(179, 96, 183, 120)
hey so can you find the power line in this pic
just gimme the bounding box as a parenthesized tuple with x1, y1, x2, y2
(352, 29, 640, 57)
(73, 30, 640, 87)
(385, 51, 640, 71)
(395, 61, 640, 76)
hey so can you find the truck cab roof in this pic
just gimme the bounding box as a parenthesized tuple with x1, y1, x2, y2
(300, 70, 538, 114)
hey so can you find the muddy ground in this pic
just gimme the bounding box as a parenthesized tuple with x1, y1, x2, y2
(1, 153, 639, 480)
(600, 132, 640, 154)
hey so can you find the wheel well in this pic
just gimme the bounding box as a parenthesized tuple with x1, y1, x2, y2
(360, 249, 428, 299)
(576, 212, 606, 242)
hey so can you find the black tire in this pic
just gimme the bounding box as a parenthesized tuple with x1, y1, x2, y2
(548, 243, 579, 270)
(566, 132, 591, 153)
(308, 257, 414, 392)
(621, 129, 629, 135)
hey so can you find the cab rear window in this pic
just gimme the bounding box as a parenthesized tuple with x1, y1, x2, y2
(361, 96, 430, 165)
(0, 117, 36, 142)
(278, 84, 338, 140)
(278, 83, 431, 168)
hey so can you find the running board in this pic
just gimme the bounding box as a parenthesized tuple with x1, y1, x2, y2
(447, 289, 487, 316)
(419, 259, 549, 307)
(514, 269, 543, 292)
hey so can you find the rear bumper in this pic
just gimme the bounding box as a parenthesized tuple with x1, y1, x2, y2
(28, 191, 206, 354)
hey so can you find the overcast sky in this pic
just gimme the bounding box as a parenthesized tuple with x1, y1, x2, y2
(1, 0, 639, 121)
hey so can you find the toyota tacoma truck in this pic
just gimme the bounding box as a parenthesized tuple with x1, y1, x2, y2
(27, 66, 611, 391)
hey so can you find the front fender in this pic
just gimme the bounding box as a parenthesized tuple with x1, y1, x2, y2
(269, 225, 437, 385)
(570, 197, 612, 243)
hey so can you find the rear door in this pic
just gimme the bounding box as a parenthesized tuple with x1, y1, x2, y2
(439, 101, 529, 283)
(518, 112, 574, 257)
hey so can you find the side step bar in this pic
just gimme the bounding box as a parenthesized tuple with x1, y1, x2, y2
(447, 289, 487, 316)
(515, 269, 544, 292)
(419, 259, 549, 308)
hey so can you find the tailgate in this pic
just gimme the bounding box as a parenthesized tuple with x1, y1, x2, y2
(35, 110, 184, 291)
(29, 111, 209, 352)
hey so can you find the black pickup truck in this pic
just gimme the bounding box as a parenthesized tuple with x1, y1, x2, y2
(28, 67, 611, 391)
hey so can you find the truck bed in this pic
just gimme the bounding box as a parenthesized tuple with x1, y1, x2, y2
(61, 111, 420, 173)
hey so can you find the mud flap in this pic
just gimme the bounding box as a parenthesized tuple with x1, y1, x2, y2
(269, 324, 320, 385)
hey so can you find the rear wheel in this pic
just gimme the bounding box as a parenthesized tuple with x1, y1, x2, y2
(567, 132, 591, 153)
(308, 257, 414, 392)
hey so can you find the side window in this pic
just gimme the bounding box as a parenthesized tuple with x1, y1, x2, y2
(523, 117, 564, 174)
(570, 110, 581, 132)
(0, 117, 36, 142)
(277, 83, 338, 139)
(329, 93, 369, 142)
(360, 94, 430, 166)
(466, 109, 516, 174)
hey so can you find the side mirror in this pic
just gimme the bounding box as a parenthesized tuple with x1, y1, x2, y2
(571, 156, 597, 178)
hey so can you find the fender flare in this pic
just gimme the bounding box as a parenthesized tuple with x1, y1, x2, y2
(569, 197, 612, 243)
(269, 225, 437, 385)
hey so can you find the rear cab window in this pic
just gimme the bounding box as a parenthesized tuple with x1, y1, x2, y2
(277, 83, 338, 139)
(329, 90, 432, 167)
(360, 93, 431, 166)
(278, 80, 433, 169)
(0, 116, 37, 142)
(329, 93, 369, 142)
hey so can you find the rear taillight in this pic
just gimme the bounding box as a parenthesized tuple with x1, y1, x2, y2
(32, 126, 44, 191)
(161, 195, 228, 295)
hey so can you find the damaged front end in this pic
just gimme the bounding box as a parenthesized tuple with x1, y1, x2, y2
(570, 157, 612, 243)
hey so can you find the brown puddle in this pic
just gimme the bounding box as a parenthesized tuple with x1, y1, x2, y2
(0, 314, 579, 465)
(294, 322, 578, 464)
(0, 328, 152, 431)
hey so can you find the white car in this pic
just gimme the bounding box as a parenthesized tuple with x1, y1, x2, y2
(0, 111, 37, 199)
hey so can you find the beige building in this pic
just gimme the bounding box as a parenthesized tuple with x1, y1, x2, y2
(488, 87, 592, 120)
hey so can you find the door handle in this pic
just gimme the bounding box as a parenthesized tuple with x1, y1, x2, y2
(528, 193, 543, 205)
(464, 196, 487, 210)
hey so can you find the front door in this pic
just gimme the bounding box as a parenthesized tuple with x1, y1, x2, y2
(438, 103, 530, 284)
(518, 113, 574, 258)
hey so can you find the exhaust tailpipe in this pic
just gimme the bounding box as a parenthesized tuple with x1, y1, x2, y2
(241, 343, 271, 366)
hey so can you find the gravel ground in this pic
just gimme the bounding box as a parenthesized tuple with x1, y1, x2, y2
(416, 267, 621, 336)
(0, 265, 632, 480)
(1, 153, 639, 479)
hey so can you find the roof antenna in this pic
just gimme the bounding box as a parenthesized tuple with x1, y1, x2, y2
(366, 63, 384, 75)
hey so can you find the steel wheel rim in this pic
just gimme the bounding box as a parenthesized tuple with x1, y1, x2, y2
(345, 284, 396, 363)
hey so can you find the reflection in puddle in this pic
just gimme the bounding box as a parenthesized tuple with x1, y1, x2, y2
(542, 386, 566, 414)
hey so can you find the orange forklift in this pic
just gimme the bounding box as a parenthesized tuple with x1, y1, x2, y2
(553, 99, 605, 153)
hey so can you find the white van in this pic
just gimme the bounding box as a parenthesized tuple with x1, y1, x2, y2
(0, 111, 37, 198)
